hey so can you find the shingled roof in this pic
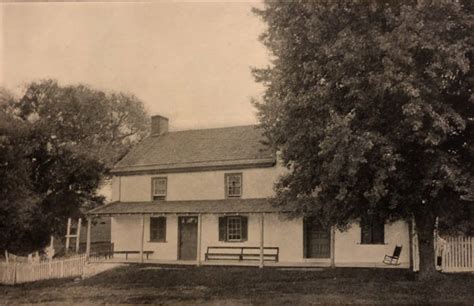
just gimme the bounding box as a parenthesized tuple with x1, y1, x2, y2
(112, 125, 275, 174)
(87, 199, 286, 215)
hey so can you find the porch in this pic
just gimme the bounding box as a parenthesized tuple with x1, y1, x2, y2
(85, 199, 336, 268)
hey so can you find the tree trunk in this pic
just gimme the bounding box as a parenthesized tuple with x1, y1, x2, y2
(414, 212, 440, 280)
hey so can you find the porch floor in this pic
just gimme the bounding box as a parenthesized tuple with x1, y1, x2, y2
(90, 258, 332, 267)
(88, 257, 409, 268)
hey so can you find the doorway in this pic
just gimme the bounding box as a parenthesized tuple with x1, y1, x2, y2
(178, 216, 198, 260)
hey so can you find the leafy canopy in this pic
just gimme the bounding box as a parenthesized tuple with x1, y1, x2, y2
(0, 80, 149, 253)
(253, 1, 473, 232)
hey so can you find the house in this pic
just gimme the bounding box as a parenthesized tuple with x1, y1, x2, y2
(86, 115, 412, 268)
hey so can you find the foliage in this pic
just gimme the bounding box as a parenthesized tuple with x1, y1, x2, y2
(0, 81, 149, 253)
(17, 79, 150, 169)
(253, 0, 473, 277)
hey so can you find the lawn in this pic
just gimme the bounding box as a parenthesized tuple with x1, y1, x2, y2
(1, 264, 473, 304)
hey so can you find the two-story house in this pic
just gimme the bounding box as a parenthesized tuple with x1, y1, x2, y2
(87, 115, 412, 268)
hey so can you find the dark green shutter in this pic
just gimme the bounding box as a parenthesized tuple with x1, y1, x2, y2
(218, 217, 227, 241)
(159, 217, 167, 241)
(373, 219, 385, 244)
(150, 218, 157, 241)
(241, 216, 248, 241)
(360, 217, 372, 244)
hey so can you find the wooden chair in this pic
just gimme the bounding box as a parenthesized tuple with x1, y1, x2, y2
(383, 245, 402, 265)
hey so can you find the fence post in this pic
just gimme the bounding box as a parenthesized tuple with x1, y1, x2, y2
(13, 263, 17, 285)
(86, 216, 92, 260)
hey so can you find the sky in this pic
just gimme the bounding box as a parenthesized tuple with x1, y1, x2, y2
(0, 0, 269, 131)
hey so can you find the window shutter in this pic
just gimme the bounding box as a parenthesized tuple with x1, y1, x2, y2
(373, 219, 385, 244)
(241, 216, 248, 241)
(218, 217, 227, 241)
(360, 217, 372, 244)
(159, 217, 167, 241)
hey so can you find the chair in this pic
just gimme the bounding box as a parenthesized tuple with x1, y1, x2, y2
(383, 245, 402, 265)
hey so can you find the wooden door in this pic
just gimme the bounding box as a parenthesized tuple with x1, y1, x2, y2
(304, 217, 331, 258)
(178, 216, 198, 260)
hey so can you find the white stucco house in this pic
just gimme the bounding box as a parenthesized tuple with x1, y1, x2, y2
(87, 115, 412, 268)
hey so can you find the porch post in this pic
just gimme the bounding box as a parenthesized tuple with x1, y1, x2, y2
(259, 213, 265, 268)
(65, 218, 71, 254)
(75, 218, 82, 253)
(86, 216, 92, 261)
(330, 226, 335, 267)
(140, 214, 145, 263)
(197, 214, 202, 266)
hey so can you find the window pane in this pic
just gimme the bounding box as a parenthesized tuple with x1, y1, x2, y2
(150, 217, 166, 242)
(153, 178, 167, 196)
(360, 216, 384, 244)
(227, 217, 242, 240)
(226, 174, 242, 197)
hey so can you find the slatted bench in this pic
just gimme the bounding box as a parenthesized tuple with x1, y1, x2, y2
(110, 251, 153, 260)
(205, 246, 279, 262)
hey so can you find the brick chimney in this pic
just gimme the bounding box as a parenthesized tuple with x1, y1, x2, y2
(151, 115, 169, 136)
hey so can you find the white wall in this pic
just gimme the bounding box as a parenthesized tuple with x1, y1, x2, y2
(111, 215, 179, 260)
(334, 220, 410, 268)
(112, 213, 303, 262)
(117, 166, 286, 202)
(111, 213, 410, 266)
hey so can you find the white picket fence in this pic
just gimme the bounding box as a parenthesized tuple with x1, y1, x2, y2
(440, 236, 473, 273)
(0, 253, 87, 285)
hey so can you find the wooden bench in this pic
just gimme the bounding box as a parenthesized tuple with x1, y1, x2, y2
(94, 250, 154, 260)
(205, 246, 279, 262)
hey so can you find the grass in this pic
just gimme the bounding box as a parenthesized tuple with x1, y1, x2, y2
(1, 264, 473, 304)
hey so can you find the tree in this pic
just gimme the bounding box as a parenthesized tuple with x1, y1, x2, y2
(253, 1, 473, 278)
(17, 79, 150, 169)
(0, 80, 149, 253)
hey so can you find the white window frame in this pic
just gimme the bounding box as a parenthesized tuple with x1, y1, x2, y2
(226, 173, 242, 198)
(152, 177, 167, 200)
(227, 216, 242, 241)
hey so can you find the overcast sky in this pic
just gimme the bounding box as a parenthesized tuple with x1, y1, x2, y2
(0, 1, 268, 131)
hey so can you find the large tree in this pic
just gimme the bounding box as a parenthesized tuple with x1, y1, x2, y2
(0, 80, 149, 253)
(253, 1, 473, 278)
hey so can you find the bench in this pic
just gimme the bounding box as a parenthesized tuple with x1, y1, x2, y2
(205, 246, 279, 262)
(114, 251, 154, 260)
(93, 250, 154, 260)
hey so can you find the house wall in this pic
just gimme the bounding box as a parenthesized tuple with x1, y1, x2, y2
(111, 213, 410, 267)
(116, 166, 286, 202)
(199, 213, 304, 263)
(111, 215, 179, 260)
(334, 220, 410, 268)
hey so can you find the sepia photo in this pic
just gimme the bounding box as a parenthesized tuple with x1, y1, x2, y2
(0, 0, 473, 304)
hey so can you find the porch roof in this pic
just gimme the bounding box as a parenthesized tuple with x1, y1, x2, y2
(86, 198, 287, 216)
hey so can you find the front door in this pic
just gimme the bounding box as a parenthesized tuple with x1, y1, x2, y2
(304, 217, 331, 258)
(178, 216, 198, 260)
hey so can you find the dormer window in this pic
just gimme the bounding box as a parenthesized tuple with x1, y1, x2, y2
(225, 173, 242, 198)
(152, 177, 167, 200)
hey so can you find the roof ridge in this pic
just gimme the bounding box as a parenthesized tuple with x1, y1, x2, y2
(114, 157, 274, 168)
(168, 124, 260, 134)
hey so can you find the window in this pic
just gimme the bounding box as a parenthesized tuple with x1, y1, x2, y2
(152, 177, 167, 200)
(225, 173, 242, 197)
(218, 216, 248, 242)
(360, 216, 385, 244)
(150, 217, 166, 242)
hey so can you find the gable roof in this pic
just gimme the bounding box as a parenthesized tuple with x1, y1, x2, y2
(112, 125, 275, 174)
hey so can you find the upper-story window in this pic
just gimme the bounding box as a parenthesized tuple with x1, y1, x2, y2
(152, 177, 167, 200)
(225, 173, 242, 198)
